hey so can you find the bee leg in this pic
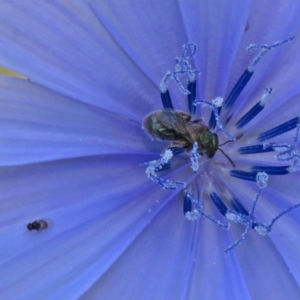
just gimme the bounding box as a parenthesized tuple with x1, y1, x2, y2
(190, 118, 203, 124)
(170, 140, 190, 149)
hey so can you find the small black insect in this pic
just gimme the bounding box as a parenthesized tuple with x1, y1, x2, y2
(27, 219, 51, 231)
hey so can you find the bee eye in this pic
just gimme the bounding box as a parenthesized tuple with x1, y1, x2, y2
(27, 224, 33, 230)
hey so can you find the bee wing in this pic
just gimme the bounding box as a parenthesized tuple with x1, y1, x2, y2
(159, 110, 196, 142)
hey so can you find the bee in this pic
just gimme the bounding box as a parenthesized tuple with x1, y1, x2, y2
(27, 219, 51, 231)
(143, 109, 234, 166)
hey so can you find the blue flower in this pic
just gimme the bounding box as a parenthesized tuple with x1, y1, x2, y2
(0, 1, 300, 299)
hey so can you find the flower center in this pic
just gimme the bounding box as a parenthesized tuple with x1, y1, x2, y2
(142, 38, 300, 252)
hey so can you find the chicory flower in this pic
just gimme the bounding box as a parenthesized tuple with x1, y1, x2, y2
(0, 1, 300, 299)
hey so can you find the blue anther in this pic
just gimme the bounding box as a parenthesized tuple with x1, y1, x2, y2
(235, 102, 264, 128)
(224, 187, 264, 252)
(168, 147, 185, 156)
(209, 107, 222, 129)
(230, 170, 257, 181)
(225, 69, 254, 109)
(183, 193, 192, 214)
(187, 80, 197, 114)
(231, 198, 249, 216)
(258, 117, 299, 141)
(155, 162, 171, 172)
(238, 144, 275, 154)
(251, 165, 290, 175)
(160, 90, 174, 109)
(210, 192, 228, 216)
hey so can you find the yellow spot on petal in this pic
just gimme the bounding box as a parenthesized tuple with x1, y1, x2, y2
(0, 66, 27, 79)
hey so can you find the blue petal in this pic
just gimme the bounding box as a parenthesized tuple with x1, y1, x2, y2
(0, 1, 300, 299)
(0, 1, 188, 118)
(221, 1, 300, 130)
(81, 197, 252, 300)
(0, 155, 174, 298)
(0, 76, 158, 165)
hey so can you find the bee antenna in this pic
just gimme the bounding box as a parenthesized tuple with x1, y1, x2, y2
(218, 148, 235, 168)
(219, 140, 234, 146)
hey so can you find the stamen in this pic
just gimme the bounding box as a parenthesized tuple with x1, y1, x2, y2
(160, 71, 190, 95)
(230, 170, 257, 181)
(145, 39, 298, 252)
(288, 159, 300, 173)
(252, 222, 269, 235)
(264, 143, 297, 158)
(168, 147, 185, 156)
(235, 88, 273, 128)
(251, 165, 290, 175)
(160, 43, 201, 95)
(293, 123, 300, 148)
(247, 36, 295, 72)
(208, 107, 221, 129)
(190, 142, 201, 172)
(266, 143, 290, 151)
(212, 97, 224, 107)
(184, 190, 229, 228)
(185, 210, 202, 221)
(194, 97, 236, 140)
(178, 43, 198, 82)
(156, 162, 171, 171)
(254, 203, 300, 235)
(183, 193, 192, 215)
(239, 144, 275, 154)
(263, 122, 300, 171)
(224, 69, 254, 109)
(160, 89, 174, 109)
(210, 192, 228, 216)
(224, 36, 294, 111)
(231, 198, 249, 216)
(146, 149, 186, 190)
(187, 80, 197, 114)
(225, 210, 251, 226)
(256, 171, 269, 188)
(224, 172, 268, 252)
(258, 117, 299, 141)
